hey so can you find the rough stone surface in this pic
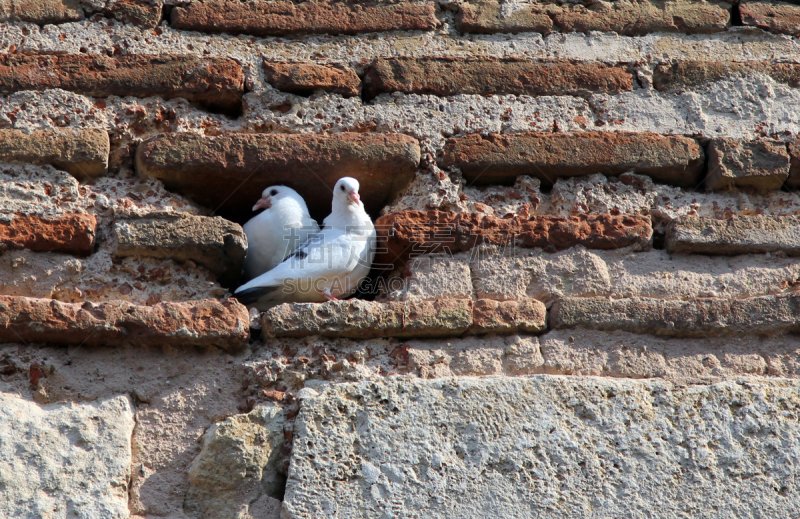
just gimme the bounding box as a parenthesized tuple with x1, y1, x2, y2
(0, 0, 83, 23)
(0, 393, 133, 519)
(550, 294, 800, 337)
(0, 129, 109, 179)
(666, 215, 800, 256)
(262, 299, 473, 339)
(470, 298, 546, 334)
(0, 54, 245, 112)
(101, 0, 163, 28)
(740, 1, 800, 36)
(0, 213, 96, 256)
(455, 0, 553, 34)
(363, 58, 634, 98)
(457, 0, 730, 35)
(171, 0, 439, 36)
(467, 246, 800, 304)
(380, 256, 474, 301)
(550, 0, 730, 35)
(0, 296, 249, 349)
(186, 403, 286, 519)
(113, 213, 246, 285)
(135, 132, 420, 220)
(441, 132, 704, 187)
(376, 211, 652, 268)
(706, 138, 789, 191)
(264, 61, 361, 97)
(285, 376, 800, 519)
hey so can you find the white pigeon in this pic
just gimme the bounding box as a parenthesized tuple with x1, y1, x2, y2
(234, 177, 376, 311)
(241, 185, 319, 281)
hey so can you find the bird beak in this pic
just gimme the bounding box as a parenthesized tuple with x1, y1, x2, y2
(253, 196, 271, 211)
(348, 191, 360, 205)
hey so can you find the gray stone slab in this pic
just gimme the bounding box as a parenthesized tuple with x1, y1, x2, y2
(666, 215, 800, 256)
(549, 294, 800, 337)
(284, 376, 800, 519)
(0, 393, 134, 519)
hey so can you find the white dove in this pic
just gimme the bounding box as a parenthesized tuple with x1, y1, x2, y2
(234, 177, 375, 311)
(241, 185, 319, 281)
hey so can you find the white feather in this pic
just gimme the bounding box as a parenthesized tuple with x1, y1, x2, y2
(241, 186, 319, 280)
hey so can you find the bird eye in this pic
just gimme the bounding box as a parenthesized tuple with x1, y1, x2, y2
(340, 185, 345, 191)
(270, 189, 278, 196)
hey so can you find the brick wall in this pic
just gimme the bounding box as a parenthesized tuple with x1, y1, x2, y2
(3, 1, 800, 518)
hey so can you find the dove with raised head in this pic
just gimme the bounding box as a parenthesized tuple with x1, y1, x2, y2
(241, 185, 319, 281)
(234, 177, 375, 310)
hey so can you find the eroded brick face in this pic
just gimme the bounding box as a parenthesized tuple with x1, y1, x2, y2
(740, 1, 800, 36)
(440, 132, 704, 187)
(171, 0, 439, 35)
(264, 61, 361, 97)
(364, 58, 634, 98)
(376, 211, 652, 268)
(0, 214, 96, 256)
(135, 132, 420, 219)
(0, 54, 245, 111)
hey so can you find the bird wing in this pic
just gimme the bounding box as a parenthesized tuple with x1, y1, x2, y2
(235, 228, 372, 296)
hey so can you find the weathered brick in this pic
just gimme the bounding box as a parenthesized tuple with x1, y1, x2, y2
(0, 54, 244, 111)
(0, 296, 249, 349)
(788, 140, 800, 188)
(654, 61, 800, 92)
(740, 1, 800, 36)
(440, 132, 704, 187)
(666, 215, 800, 256)
(363, 58, 633, 98)
(263, 61, 361, 97)
(706, 138, 789, 191)
(171, 0, 439, 36)
(113, 213, 247, 285)
(0, 213, 96, 256)
(470, 299, 546, 334)
(456, 0, 553, 34)
(0, 129, 109, 179)
(457, 0, 730, 35)
(0, 0, 83, 23)
(550, 295, 800, 337)
(100, 0, 163, 28)
(550, 0, 730, 35)
(135, 132, 420, 219)
(376, 211, 652, 268)
(262, 299, 473, 339)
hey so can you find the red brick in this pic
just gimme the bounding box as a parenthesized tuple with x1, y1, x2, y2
(375, 211, 652, 268)
(0, 54, 244, 111)
(0, 213, 97, 256)
(740, 1, 800, 36)
(788, 140, 800, 188)
(264, 61, 361, 97)
(171, 0, 439, 36)
(0, 296, 249, 350)
(135, 132, 420, 220)
(440, 132, 704, 187)
(363, 58, 634, 98)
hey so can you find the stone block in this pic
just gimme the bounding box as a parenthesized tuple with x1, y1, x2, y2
(666, 215, 800, 255)
(0, 129, 109, 179)
(284, 376, 800, 518)
(706, 138, 789, 191)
